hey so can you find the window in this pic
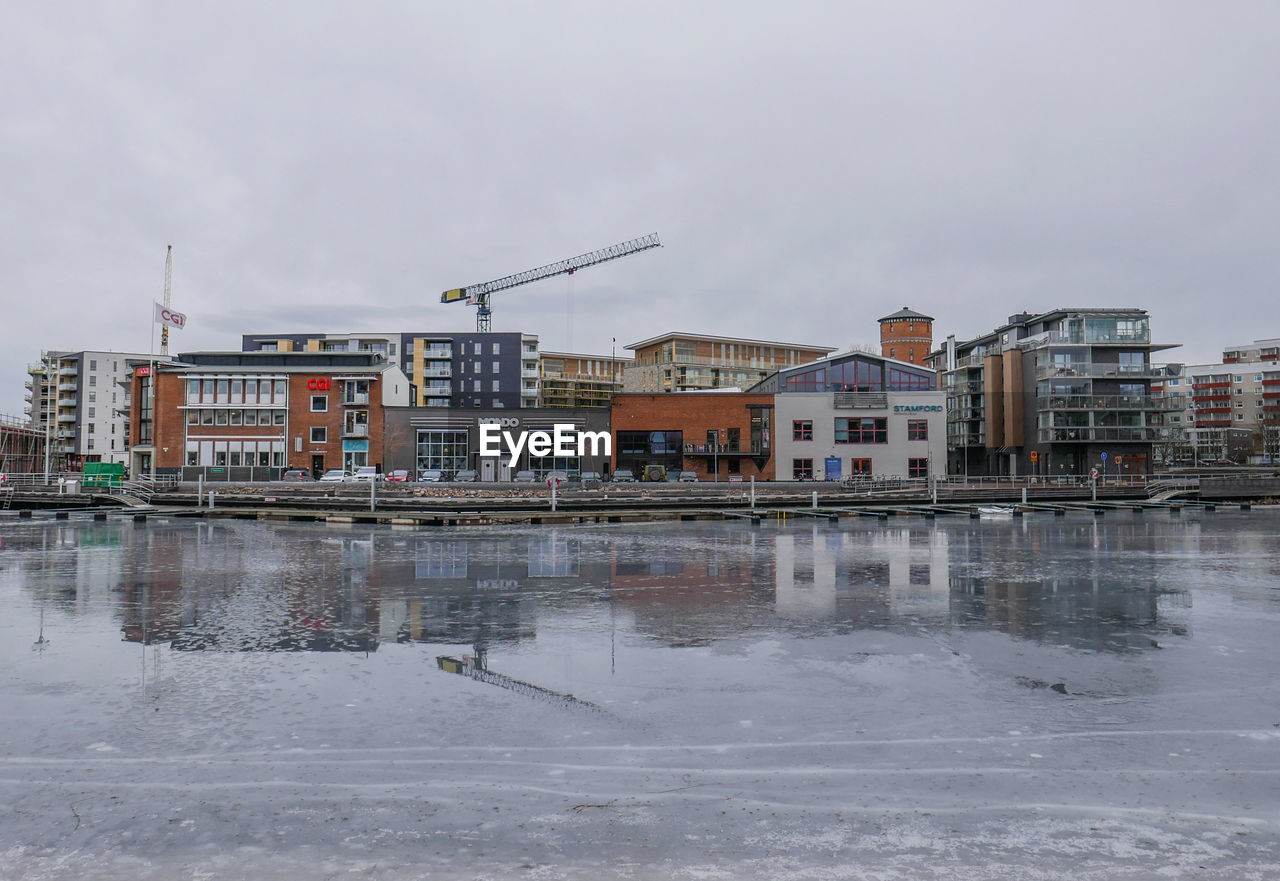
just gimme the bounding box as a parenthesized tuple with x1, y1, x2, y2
(88, 392, 96, 402)
(792, 458, 814, 480)
(89, 359, 97, 370)
(229, 410, 242, 425)
(492, 361, 500, 373)
(907, 419, 928, 441)
(793, 420, 813, 441)
(310, 427, 327, 443)
(89, 375, 96, 386)
(849, 458, 872, 475)
(311, 395, 328, 412)
(834, 417, 887, 444)
(474, 342, 482, 355)
(492, 342, 500, 354)
(908, 457, 929, 478)
(216, 379, 228, 401)
(215, 410, 228, 425)
(87, 407, 95, 418)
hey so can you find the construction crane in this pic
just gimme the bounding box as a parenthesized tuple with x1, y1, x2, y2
(441, 233, 661, 332)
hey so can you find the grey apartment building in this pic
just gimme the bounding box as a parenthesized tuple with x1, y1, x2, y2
(928, 309, 1180, 478)
(242, 331, 540, 409)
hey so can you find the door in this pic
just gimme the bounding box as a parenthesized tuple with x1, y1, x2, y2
(481, 458, 495, 482)
(311, 454, 325, 479)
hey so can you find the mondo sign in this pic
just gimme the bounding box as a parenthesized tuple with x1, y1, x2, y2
(307, 378, 331, 391)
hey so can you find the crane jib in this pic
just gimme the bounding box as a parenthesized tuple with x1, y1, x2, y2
(439, 233, 661, 307)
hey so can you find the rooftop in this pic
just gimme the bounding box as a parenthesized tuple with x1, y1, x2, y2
(626, 331, 836, 352)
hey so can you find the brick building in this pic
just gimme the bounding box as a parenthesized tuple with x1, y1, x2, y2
(878, 307, 934, 366)
(623, 332, 834, 393)
(130, 351, 411, 479)
(610, 392, 776, 480)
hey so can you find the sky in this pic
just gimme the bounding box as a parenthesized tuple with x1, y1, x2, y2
(3, 1, 1278, 417)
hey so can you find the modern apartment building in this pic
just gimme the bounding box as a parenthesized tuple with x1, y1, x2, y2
(241, 331, 541, 409)
(623, 332, 835, 393)
(1221, 337, 1280, 364)
(25, 349, 161, 471)
(928, 309, 1180, 478)
(1162, 360, 1280, 463)
(539, 351, 633, 408)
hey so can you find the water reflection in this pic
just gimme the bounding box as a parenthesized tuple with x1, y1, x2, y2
(1, 515, 1222, 657)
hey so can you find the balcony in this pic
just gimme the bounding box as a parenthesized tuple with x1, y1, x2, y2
(683, 443, 769, 457)
(1038, 427, 1161, 443)
(833, 392, 889, 409)
(421, 347, 453, 359)
(1039, 394, 1180, 412)
(342, 423, 370, 438)
(521, 368, 540, 379)
(422, 384, 452, 397)
(57, 429, 75, 439)
(57, 413, 76, 423)
(59, 366, 78, 376)
(1036, 363, 1166, 380)
(422, 366, 452, 378)
(520, 386, 539, 397)
(341, 392, 370, 406)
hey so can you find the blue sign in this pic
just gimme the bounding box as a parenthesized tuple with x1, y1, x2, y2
(824, 457, 842, 481)
(1100, 451, 1108, 461)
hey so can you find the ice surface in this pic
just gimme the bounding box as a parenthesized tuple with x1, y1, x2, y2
(1, 510, 1278, 879)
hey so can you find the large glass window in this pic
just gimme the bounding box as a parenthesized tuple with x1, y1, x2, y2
(416, 429, 469, 475)
(907, 419, 928, 441)
(834, 417, 887, 444)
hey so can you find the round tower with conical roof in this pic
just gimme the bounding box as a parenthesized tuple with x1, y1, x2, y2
(878, 306, 934, 365)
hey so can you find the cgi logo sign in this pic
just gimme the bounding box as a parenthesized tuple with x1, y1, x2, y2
(307, 378, 331, 391)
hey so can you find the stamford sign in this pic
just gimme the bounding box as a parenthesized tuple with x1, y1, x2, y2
(892, 405, 943, 413)
(479, 423, 610, 467)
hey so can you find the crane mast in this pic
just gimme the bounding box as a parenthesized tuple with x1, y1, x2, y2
(442, 233, 661, 332)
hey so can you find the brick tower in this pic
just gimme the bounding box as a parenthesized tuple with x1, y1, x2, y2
(878, 307, 934, 365)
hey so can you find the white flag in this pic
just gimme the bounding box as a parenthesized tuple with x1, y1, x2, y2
(154, 302, 187, 330)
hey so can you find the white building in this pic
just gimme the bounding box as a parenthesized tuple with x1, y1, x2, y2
(752, 351, 947, 480)
(26, 349, 164, 470)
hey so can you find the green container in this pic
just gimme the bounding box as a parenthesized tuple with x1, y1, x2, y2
(82, 462, 125, 488)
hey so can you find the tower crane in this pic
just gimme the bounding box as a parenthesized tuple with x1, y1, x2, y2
(441, 233, 661, 332)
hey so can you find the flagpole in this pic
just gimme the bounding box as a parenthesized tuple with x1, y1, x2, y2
(149, 301, 156, 482)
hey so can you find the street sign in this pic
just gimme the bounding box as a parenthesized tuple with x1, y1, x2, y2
(1100, 451, 1108, 461)
(1090, 467, 1099, 480)
(1030, 451, 1039, 462)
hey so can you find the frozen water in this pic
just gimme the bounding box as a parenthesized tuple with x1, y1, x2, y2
(1, 510, 1278, 879)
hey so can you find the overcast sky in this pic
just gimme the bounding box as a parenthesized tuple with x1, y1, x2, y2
(3, 1, 1278, 416)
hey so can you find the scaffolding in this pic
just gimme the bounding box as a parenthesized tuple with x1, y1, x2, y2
(0, 412, 44, 474)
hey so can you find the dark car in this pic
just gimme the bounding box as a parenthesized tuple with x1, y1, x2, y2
(418, 469, 445, 482)
(281, 469, 313, 481)
(611, 469, 637, 483)
(454, 469, 478, 482)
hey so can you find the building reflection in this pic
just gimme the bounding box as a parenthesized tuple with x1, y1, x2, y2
(774, 524, 950, 624)
(947, 519, 1191, 652)
(119, 523, 379, 652)
(608, 530, 775, 646)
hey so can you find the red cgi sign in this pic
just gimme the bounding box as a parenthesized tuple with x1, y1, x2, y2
(307, 378, 331, 391)
(136, 366, 151, 377)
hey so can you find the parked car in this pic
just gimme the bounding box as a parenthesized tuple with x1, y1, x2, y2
(281, 469, 313, 481)
(579, 470, 603, 488)
(677, 471, 699, 482)
(641, 464, 667, 482)
(611, 469, 637, 483)
(319, 469, 351, 482)
(513, 470, 536, 483)
(351, 466, 381, 481)
(384, 469, 411, 483)
(545, 470, 569, 486)
(418, 469, 445, 482)
(454, 469, 477, 482)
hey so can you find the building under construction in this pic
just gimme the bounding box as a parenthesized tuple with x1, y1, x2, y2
(0, 413, 43, 474)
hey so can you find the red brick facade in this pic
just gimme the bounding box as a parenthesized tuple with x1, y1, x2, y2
(133, 368, 389, 475)
(611, 393, 776, 480)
